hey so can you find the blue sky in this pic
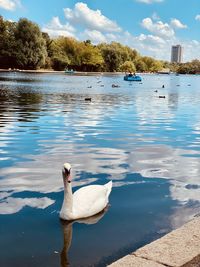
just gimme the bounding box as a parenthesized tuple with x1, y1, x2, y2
(1, 0, 200, 61)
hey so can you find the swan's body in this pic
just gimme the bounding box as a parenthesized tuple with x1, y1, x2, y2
(60, 163, 112, 221)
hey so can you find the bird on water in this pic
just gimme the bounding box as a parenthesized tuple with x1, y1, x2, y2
(60, 163, 112, 221)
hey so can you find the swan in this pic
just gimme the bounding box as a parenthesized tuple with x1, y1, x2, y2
(60, 163, 112, 220)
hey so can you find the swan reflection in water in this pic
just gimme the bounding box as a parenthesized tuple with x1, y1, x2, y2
(60, 207, 108, 267)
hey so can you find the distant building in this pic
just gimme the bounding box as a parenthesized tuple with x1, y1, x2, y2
(171, 45, 183, 63)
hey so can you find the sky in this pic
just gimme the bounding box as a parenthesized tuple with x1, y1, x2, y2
(1, 0, 200, 62)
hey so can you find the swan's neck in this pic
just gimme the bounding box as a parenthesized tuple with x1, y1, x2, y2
(60, 181, 74, 220)
(64, 182, 73, 209)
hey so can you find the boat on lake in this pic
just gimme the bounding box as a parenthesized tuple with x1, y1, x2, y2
(65, 69, 75, 74)
(124, 74, 142, 81)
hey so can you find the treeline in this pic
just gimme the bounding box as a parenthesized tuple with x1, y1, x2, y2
(0, 16, 166, 72)
(2, 16, 199, 74)
(165, 60, 200, 74)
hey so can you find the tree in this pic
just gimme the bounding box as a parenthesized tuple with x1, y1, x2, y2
(0, 16, 167, 72)
(80, 42, 104, 71)
(0, 16, 17, 68)
(50, 37, 104, 71)
(49, 39, 70, 70)
(98, 42, 140, 72)
(135, 58, 147, 72)
(173, 60, 200, 74)
(189, 59, 200, 74)
(99, 43, 122, 71)
(120, 61, 136, 73)
(14, 18, 47, 69)
(140, 56, 163, 72)
(42, 32, 53, 68)
(166, 62, 179, 73)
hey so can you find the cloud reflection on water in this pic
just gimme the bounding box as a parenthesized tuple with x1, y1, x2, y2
(1, 142, 200, 209)
(1, 73, 200, 222)
(0, 196, 54, 214)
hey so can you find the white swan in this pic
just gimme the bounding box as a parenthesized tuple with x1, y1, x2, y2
(60, 163, 112, 220)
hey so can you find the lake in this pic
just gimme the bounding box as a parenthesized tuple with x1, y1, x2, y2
(0, 72, 200, 267)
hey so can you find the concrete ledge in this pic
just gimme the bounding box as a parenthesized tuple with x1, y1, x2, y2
(108, 255, 165, 267)
(109, 217, 200, 267)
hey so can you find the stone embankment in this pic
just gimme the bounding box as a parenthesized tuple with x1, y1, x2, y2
(109, 217, 200, 267)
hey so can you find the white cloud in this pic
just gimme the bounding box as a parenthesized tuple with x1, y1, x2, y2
(136, 33, 165, 45)
(42, 16, 76, 37)
(182, 39, 200, 61)
(81, 30, 120, 44)
(170, 18, 187, 29)
(195, 14, 200, 21)
(42, 3, 175, 60)
(64, 2, 121, 33)
(0, 0, 20, 10)
(141, 17, 175, 39)
(126, 33, 172, 60)
(136, 0, 164, 4)
(128, 33, 200, 62)
(42, 3, 200, 61)
(81, 29, 107, 44)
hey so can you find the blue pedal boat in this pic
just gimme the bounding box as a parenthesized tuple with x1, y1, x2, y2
(124, 74, 142, 81)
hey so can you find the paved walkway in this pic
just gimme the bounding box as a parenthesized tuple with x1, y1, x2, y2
(109, 216, 200, 267)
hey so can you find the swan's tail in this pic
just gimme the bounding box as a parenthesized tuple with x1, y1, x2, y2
(104, 180, 112, 198)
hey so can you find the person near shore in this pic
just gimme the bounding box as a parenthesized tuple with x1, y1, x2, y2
(128, 72, 136, 77)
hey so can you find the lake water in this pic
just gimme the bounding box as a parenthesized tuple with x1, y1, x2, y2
(1, 72, 200, 267)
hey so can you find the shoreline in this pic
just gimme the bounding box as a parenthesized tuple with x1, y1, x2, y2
(0, 69, 124, 75)
(0, 69, 155, 76)
(1, 69, 199, 77)
(0, 69, 164, 75)
(109, 216, 200, 267)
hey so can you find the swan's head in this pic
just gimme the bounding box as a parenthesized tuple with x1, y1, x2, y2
(62, 163, 72, 183)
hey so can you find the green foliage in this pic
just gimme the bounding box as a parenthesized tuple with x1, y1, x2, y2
(135, 58, 147, 72)
(0, 16, 17, 68)
(167, 60, 200, 74)
(49, 39, 70, 70)
(98, 42, 139, 72)
(139, 56, 163, 72)
(42, 32, 53, 69)
(14, 18, 47, 69)
(49, 37, 104, 71)
(80, 42, 104, 71)
(176, 60, 200, 74)
(99, 43, 121, 71)
(55, 37, 82, 67)
(0, 16, 178, 73)
(120, 61, 136, 72)
(189, 59, 200, 74)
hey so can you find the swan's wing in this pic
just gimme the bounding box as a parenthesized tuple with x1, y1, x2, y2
(72, 185, 109, 218)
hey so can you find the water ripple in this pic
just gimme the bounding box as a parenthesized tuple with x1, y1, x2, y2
(1, 72, 200, 266)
